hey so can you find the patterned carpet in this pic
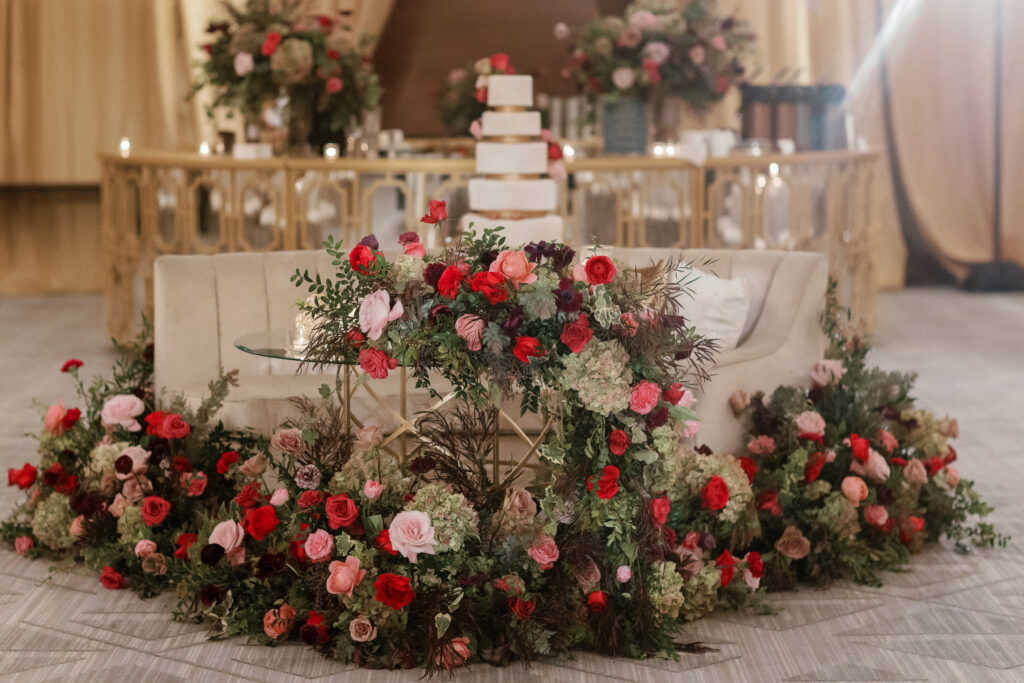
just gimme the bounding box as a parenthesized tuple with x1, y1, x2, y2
(1, 287, 1022, 682)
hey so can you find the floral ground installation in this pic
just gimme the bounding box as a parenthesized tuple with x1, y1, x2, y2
(2, 210, 1004, 674)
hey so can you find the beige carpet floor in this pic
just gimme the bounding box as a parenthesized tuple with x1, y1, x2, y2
(0, 288, 1022, 682)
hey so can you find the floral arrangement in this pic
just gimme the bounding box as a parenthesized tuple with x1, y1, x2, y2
(0, 212, 1003, 674)
(558, 0, 754, 108)
(437, 53, 525, 137)
(194, 0, 382, 151)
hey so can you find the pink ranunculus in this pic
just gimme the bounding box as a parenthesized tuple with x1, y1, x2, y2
(263, 603, 295, 639)
(794, 411, 826, 437)
(469, 118, 483, 140)
(135, 539, 157, 558)
(810, 359, 846, 388)
(304, 529, 334, 563)
(864, 504, 889, 528)
(14, 536, 33, 556)
(904, 458, 928, 484)
(527, 534, 559, 570)
(611, 67, 636, 90)
(877, 429, 899, 453)
(43, 400, 68, 436)
(629, 9, 658, 29)
(841, 476, 868, 506)
(325, 555, 366, 596)
(209, 520, 245, 553)
(270, 427, 306, 455)
(234, 51, 254, 76)
(629, 380, 661, 415)
(116, 445, 151, 480)
(388, 510, 436, 563)
(489, 249, 537, 287)
(747, 435, 776, 456)
(711, 35, 727, 50)
(101, 394, 146, 432)
(455, 314, 485, 351)
(269, 488, 289, 506)
(850, 448, 891, 484)
(945, 466, 960, 487)
(363, 480, 383, 499)
(643, 41, 671, 65)
(616, 565, 632, 583)
(689, 45, 706, 65)
(359, 289, 404, 341)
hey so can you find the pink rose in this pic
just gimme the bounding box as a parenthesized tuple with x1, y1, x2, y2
(502, 487, 536, 519)
(689, 45, 706, 65)
(349, 617, 377, 642)
(747, 435, 776, 456)
(134, 539, 157, 558)
(877, 429, 899, 453)
(101, 394, 146, 432)
(945, 466, 960, 487)
(388, 510, 436, 563)
(679, 420, 701, 438)
(527, 534, 559, 570)
(864, 504, 889, 528)
(676, 387, 697, 408)
(611, 67, 636, 90)
(794, 411, 826, 437)
(116, 446, 150, 480)
(363, 480, 383, 499)
(326, 555, 366, 597)
(469, 118, 483, 140)
(359, 289, 404, 341)
(270, 427, 305, 455)
(14, 536, 33, 556)
(263, 603, 295, 639)
(629, 9, 658, 28)
(643, 41, 670, 65)
(122, 476, 148, 504)
(489, 249, 538, 287)
(234, 51, 254, 76)
(841, 476, 868, 506)
(711, 35, 727, 50)
(455, 314, 485, 351)
(850, 448, 891, 484)
(904, 458, 928, 484)
(43, 400, 68, 436)
(616, 565, 632, 583)
(209, 520, 245, 552)
(810, 359, 846, 388)
(239, 454, 267, 478)
(304, 529, 334, 563)
(269, 488, 289, 506)
(629, 380, 661, 415)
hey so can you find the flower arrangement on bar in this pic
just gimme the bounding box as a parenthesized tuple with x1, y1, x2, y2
(437, 53, 520, 137)
(194, 0, 382, 153)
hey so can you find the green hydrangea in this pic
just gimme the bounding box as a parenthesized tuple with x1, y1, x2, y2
(658, 447, 755, 526)
(652, 426, 677, 456)
(406, 483, 479, 554)
(817, 491, 860, 543)
(391, 255, 425, 290)
(31, 493, 75, 550)
(679, 563, 722, 622)
(649, 560, 685, 620)
(85, 441, 129, 489)
(560, 339, 632, 416)
(117, 506, 145, 544)
(331, 448, 407, 504)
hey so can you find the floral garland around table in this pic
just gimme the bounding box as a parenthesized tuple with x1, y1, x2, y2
(1, 205, 1005, 674)
(194, 0, 382, 152)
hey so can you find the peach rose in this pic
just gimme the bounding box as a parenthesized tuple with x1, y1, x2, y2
(945, 466, 960, 487)
(489, 249, 537, 287)
(239, 454, 267, 478)
(304, 529, 333, 563)
(436, 636, 471, 669)
(109, 493, 128, 518)
(388, 510, 437, 563)
(263, 603, 296, 639)
(502, 487, 537, 519)
(101, 394, 146, 432)
(841, 476, 869, 506)
(355, 423, 384, 450)
(209, 520, 245, 552)
(43, 400, 68, 436)
(774, 525, 811, 560)
(904, 458, 928, 485)
(349, 616, 377, 642)
(863, 504, 889, 528)
(527, 534, 559, 570)
(134, 539, 157, 558)
(326, 556, 366, 597)
(850, 448, 891, 484)
(794, 411, 826, 437)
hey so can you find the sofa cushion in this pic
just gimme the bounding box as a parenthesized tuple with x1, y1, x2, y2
(682, 273, 750, 349)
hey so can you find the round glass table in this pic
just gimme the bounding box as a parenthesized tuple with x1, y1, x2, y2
(234, 328, 313, 362)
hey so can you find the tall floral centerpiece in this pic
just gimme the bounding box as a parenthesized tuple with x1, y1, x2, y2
(437, 53, 518, 137)
(194, 0, 382, 154)
(558, 0, 754, 153)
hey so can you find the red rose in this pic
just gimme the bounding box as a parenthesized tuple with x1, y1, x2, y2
(804, 452, 826, 484)
(61, 408, 81, 431)
(7, 463, 37, 490)
(144, 411, 165, 435)
(61, 359, 83, 373)
(420, 199, 448, 224)
(490, 53, 509, 71)
(326, 48, 340, 60)
(663, 382, 684, 405)
(297, 490, 323, 509)
(738, 456, 757, 484)
(358, 348, 397, 379)
(700, 475, 729, 511)
(548, 141, 563, 161)
(289, 539, 308, 564)
(513, 336, 545, 363)
(216, 451, 240, 475)
(60, 475, 78, 495)
(891, 457, 908, 467)
(756, 489, 783, 516)
(344, 329, 365, 348)
(437, 264, 465, 299)
(234, 481, 262, 509)
(147, 412, 189, 439)
(587, 465, 619, 500)
(586, 590, 607, 613)
(140, 496, 171, 526)
(607, 429, 630, 456)
(246, 504, 279, 541)
(317, 15, 332, 28)
(715, 550, 736, 587)
(848, 433, 870, 463)
(560, 313, 594, 353)
(376, 529, 398, 555)
(99, 566, 125, 590)
(474, 87, 488, 103)
(649, 496, 671, 525)
(584, 255, 616, 285)
(944, 446, 957, 464)
(325, 494, 359, 529)
(374, 572, 415, 609)
(175, 533, 197, 560)
(508, 596, 535, 619)
(470, 271, 507, 304)
(261, 31, 281, 57)
(926, 456, 944, 476)
(746, 551, 763, 579)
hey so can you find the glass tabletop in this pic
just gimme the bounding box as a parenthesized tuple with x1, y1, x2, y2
(235, 329, 315, 362)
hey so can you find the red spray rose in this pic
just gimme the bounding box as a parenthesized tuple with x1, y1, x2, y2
(586, 590, 608, 613)
(470, 271, 507, 304)
(61, 359, 83, 373)
(246, 504, 279, 541)
(376, 529, 398, 555)
(358, 348, 397, 379)
(508, 596, 535, 619)
(607, 429, 630, 456)
(7, 463, 37, 490)
(560, 313, 594, 353)
(848, 433, 870, 463)
(715, 549, 736, 587)
(701, 475, 730, 511)
(325, 494, 359, 529)
(513, 336, 545, 363)
(99, 566, 125, 590)
(216, 450, 240, 475)
(437, 264, 465, 299)
(746, 551, 763, 579)
(374, 573, 415, 609)
(587, 465, 619, 499)
(297, 490, 323, 509)
(420, 199, 448, 224)
(61, 408, 81, 430)
(140, 496, 171, 526)
(584, 255, 616, 285)
(234, 481, 262, 509)
(649, 496, 671, 525)
(175, 533, 197, 560)
(804, 452, 826, 484)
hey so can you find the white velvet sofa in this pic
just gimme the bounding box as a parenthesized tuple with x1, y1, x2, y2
(154, 248, 826, 456)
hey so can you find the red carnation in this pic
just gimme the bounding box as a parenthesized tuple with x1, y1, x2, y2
(560, 313, 594, 353)
(374, 572, 415, 609)
(421, 199, 448, 224)
(140, 496, 171, 526)
(61, 408, 81, 431)
(7, 463, 37, 490)
(61, 359, 83, 373)
(756, 489, 783, 516)
(649, 496, 671, 526)
(490, 53, 509, 71)
(849, 433, 870, 463)
(99, 566, 125, 590)
(587, 465, 619, 500)
(376, 529, 398, 555)
(349, 244, 378, 275)
(607, 429, 630, 456)
(891, 457, 908, 467)
(584, 255, 616, 285)
(175, 533, 197, 560)
(216, 451, 240, 475)
(663, 382, 684, 405)
(234, 482, 262, 509)
(358, 347, 397, 379)
(513, 336, 545, 363)
(746, 551, 763, 579)
(470, 271, 507, 304)
(437, 264, 465, 299)
(297, 490, 323, 509)
(317, 15, 332, 28)
(586, 590, 608, 613)
(508, 596, 535, 620)
(325, 493, 359, 529)
(737, 456, 757, 484)
(715, 549, 736, 587)
(246, 504, 279, 541)
(804, 451, 826, 484)
(548, 141, 563, 161)
(700, 475, 729, 511)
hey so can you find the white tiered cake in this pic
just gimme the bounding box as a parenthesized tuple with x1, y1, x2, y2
(460, 75, 564, 245)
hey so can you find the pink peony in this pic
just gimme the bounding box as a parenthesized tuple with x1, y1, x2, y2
(616, 565, 632, 583)
(945, 466, 960, 487)
(747, 435, 776, 456)
(864, 504, 889, 528)
(489, 249, 537, 287)
(841, 476, 868, 506)
(388, 510, 436, 563)
(527, 534, 559, 570)
(304, 529, 334, 563)
(850, 448, 891, 484)
(363, 480, 383, 499)
(134, 539, 157, 558)
(234, 52, 254, 76)
(101, 394, 146, 432)
(326, 555, 366, 597)
(359, 289, 404, 341)
(794, 411, 826, 437)
(43, 400, 68, 436)
(629, 380, 661, 415)
(209, 520, 245, 552)
(644, 41, 670, 65)
(14, 536, 33, 556)
(611, 67, 636, 90)
(269, 488, 289, 506)
(877, 429, 899, 453)
(904, 458, 928, 484)
(455, 314, 485, 351)
(810, 359, 846, 388)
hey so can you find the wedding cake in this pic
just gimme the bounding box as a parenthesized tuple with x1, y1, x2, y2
(461, 74, 564, 244)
